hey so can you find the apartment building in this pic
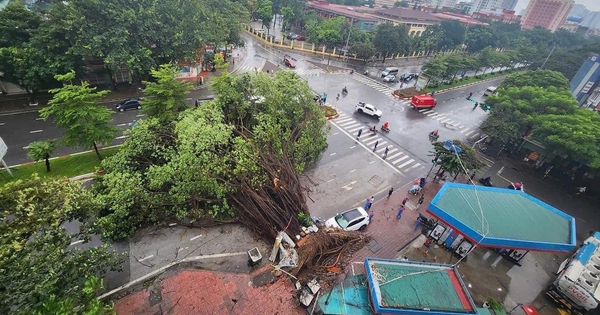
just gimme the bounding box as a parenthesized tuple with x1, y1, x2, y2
(521, 0, 575, 32)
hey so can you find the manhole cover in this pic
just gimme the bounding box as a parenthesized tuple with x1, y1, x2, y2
(367, 240, 382, 253)
(368, 175, 383, 188)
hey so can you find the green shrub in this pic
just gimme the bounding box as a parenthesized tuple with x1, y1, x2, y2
(298, 212, 312, 227)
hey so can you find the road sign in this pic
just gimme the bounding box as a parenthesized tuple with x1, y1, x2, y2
(443, 140, 462, 154)
(0, 137, 7, 160)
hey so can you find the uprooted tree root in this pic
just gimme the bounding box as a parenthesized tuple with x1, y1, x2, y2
(290, 229, 370, 281)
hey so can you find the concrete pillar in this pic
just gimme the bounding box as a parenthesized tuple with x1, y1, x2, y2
(491, 255, 503, 268)
(482, 250, 492, 260)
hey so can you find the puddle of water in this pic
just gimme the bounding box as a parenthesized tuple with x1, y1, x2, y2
(505, 253, 550, 308)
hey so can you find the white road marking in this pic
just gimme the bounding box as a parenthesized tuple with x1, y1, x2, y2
(470, 133, 480, 139)
(343, 123, 362, 130)
(349, 169, 356, 173)
(178, 247, 189, 252)
(330, 153, 336, 156)
(333, 132, 339, 135)
(30, 130, 43, 133)
(327, 178, 335, 182)
(347, 126, 363, 133)
(339, 120, 358, 127)
(369, 161, 375, 164)
(397, 159, 415, 169)
(372, 141, 387, 147)
(407, 163, 422, 170)
(350, 145, 356, 149)
(387, 148, 398, 154)
(190, 235, 203, 241)
(168, 223, 177, 226)
(36, 117, 44, 121)
(0, 123, 4, 126)
(115, 135, 129, 140)
(117, 123, 128, 127)
(69, 240, 84, 246)
(464, 130, 475, 136)
(392, 155, 409, 164)
(439, 118, 451, 123)
(136, 114, 146, 117)
(138, 255, 154, 262)
(365, 138, 381, 146)
(422, 109, 434, 114)
(435, 116, 446, 121)
(335, 118, 353, 123)
(386, 152, 403, 160)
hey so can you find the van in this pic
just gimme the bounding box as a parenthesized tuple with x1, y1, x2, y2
(411, 94, 436, 110)
(381, 67, 399, 77)
(483, 86, 497, 97)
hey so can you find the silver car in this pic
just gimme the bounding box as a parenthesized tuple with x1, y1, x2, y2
(383, 75, 396, 83)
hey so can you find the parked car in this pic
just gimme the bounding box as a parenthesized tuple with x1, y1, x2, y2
(294, 35, 305, 41)
(287, 33, 297, 40)
(325, 207, 370, 231)
(115, 98, 142, 112)
(399, 73, 418, 82)
(383, 75, 396, 83)
(483, 86, 497, 97)
(355, 102, 382, 119)
(195, 96, 215, 107)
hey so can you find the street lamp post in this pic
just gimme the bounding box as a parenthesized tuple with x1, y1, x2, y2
(540, 44, 556, 70)
(344, 8, 355, 62)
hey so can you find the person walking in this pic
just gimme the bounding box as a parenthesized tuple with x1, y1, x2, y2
(363, 198, 371, 210)
(373, 140, 379, 152)
(470, 171, 476, 181)
(369, 196, 374, 206)
(401, 197, 408, 206)
(416, 194, 425, 210)
(396, 205, 404, 219)
(357, 129, 363, 140)
(369, 210, 374, 223)
(414, 217, 421, 231)
(387, 187, 394, 199)
(383, 146, 389, 159)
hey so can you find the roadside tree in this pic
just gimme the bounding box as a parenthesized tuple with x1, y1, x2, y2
(254, 0, 273, 32)
(421, 56, 447, 85)
(373, 23, 410, 62)
(305, 16, 345, 48)
(394, 0, 410, 7)
(40, 71, 117, 160)
(26, 140, 56, 172)
(0, 176, 122, 314)
(465, 25, 497, 53)
(430, 140, 483, 180)
(34, 276, 114, 315)
(500, 70, 570, 90)
(437, 20, 466, 50)
(141, 65, 192, 123)
(350, 42, 376, 62)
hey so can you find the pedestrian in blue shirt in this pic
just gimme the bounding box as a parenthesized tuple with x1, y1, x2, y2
(396, 205, 404, 219)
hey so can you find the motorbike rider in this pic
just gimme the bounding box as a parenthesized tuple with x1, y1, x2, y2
(342, 86, 348, 94)
(369, 125, 377, 132)
(429, 130, 439, 137)
(382, 121, 389, 130)
(467, 92, 473, 99)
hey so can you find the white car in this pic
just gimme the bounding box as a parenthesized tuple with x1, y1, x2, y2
(355, 102, 382, 119)
(325, 207, 370, 231)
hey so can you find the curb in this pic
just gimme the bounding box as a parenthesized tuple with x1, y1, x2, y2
(389, 74, 509, 99)
(98, 252, 248, 301)
(8, 144, 122, 169)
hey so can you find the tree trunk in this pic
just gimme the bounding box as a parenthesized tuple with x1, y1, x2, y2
(44, 153, 51, 172)
(93, 142, 103, 160)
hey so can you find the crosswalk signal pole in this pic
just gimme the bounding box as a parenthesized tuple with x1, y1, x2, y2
(426, 159, 437, 178)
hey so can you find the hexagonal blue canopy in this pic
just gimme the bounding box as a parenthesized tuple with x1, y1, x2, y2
(426, 183, 576, 252)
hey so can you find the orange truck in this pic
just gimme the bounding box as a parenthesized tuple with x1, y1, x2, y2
(411, 94, 437, 110)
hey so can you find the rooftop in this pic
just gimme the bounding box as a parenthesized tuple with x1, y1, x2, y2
(427, 183, 576, 252)
(365, 258, 477, 315)
(375, 8, 440, 23)
(431, 12, 488, 26)
(305, 1, 379, 20)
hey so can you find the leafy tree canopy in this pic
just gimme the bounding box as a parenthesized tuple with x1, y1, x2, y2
(141, 65, 192, 122)
(500, 70, 570, 90)
(94, 70, 328, 241)
(350, 42, 376, 62)
(0, 176, 122, 314)
(40, 71, 117, 160)
(465, 25, 496, 53)
(373, 23, 410, 62)
(429, 140, 483, 178)
(305, 16, 346, 47)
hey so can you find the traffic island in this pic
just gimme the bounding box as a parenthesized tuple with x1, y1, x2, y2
(323, 105, 338, 120)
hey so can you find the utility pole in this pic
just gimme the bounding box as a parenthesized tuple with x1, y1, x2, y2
(344, 8, 355, 62)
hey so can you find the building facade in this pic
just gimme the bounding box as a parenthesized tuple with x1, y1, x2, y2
(304, 1, 379, 31)
(500, 0, 517, 11)
(374, 8, 440, 36)
(521, 0, 574, 32)
(472, 9, 520, 23)
(570, 53, 600, 109)
(470, 0, 503, 13)
(581, 11, 600, 30)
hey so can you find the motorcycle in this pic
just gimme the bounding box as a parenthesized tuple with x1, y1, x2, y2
(381, 125, 390, 132)
(507, 182, 523, 191)
(428, 132, 439, 141)
(342, 88, 348, 95)
(479, 177, 493, 187)
(369, 126, 378, 135)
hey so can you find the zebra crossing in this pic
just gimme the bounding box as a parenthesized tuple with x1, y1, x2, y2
(415, 108, 483, 140)
(475, 151, 495, 177)
(331, 112, 425, 174)
(234, 65, 325, 77)
(350, 74, 396, 97)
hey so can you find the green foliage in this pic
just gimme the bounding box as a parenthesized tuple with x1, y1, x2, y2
(141, 65, 192, 122)
(539, 43, 600, 79)
(280, 6, 295, 29)
(394, 1, 410, 7)
(94, 72, 328, 241)
(254, 0, 273, 30)
(26, 140, 56, 172)
(34, 276, 115, 315)
(298, 212, 312, 227)
(0, 176, 123, 314)
(429, 140, 483, 178)
(40, 72, 117, 160)
(373, 23, 410, 61)
(465, 25, 496, 53)
(305, 16, 345, 47)
(349, 42, 376, 62)
(500, 70, 570, 90)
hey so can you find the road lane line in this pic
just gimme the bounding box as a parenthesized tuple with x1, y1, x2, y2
(347, 126, 363, 133)
(386, 152, 402, 160)
(0, 123, 4, 126)
(115, 135, 129, 140)
(349, 169, 356, 173)
(69, 240, 84, 246)
(30, 130, 43, 133)
(138, 255, 154, 262)
(397, 159, 415, 169)
(330, 153, 336, 156)
(117, 123, 128, 127)
(36, 117, 44, 121)
(339, 120, 357, 127)
(136, 114, 146, 117)
(407, 163, 422, 170)
(333, 132, 339, 135)
(350, 145, 356, 149)
(190, 235, 203, 241)
(327, 178, 335, 182)
(392, 155, 409, 164)
(365, 138, 381, 145)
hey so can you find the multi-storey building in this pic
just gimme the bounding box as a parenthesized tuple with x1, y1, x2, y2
(472, 9, 520, 24)
(500, 0, 517, 11)
(304, 1, 379, 31)
(470, 0, 503, 13)
(521, 0, 574, 32)
(374, 8, 440, 36)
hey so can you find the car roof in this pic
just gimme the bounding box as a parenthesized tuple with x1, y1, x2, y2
(341, 207, 367, 221)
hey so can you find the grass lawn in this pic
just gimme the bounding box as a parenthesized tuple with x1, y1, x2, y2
(0, 147, 120, 186)
(422, 70, 522, 92)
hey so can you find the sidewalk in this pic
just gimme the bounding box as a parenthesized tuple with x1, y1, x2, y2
(350, 178, 444, 262)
